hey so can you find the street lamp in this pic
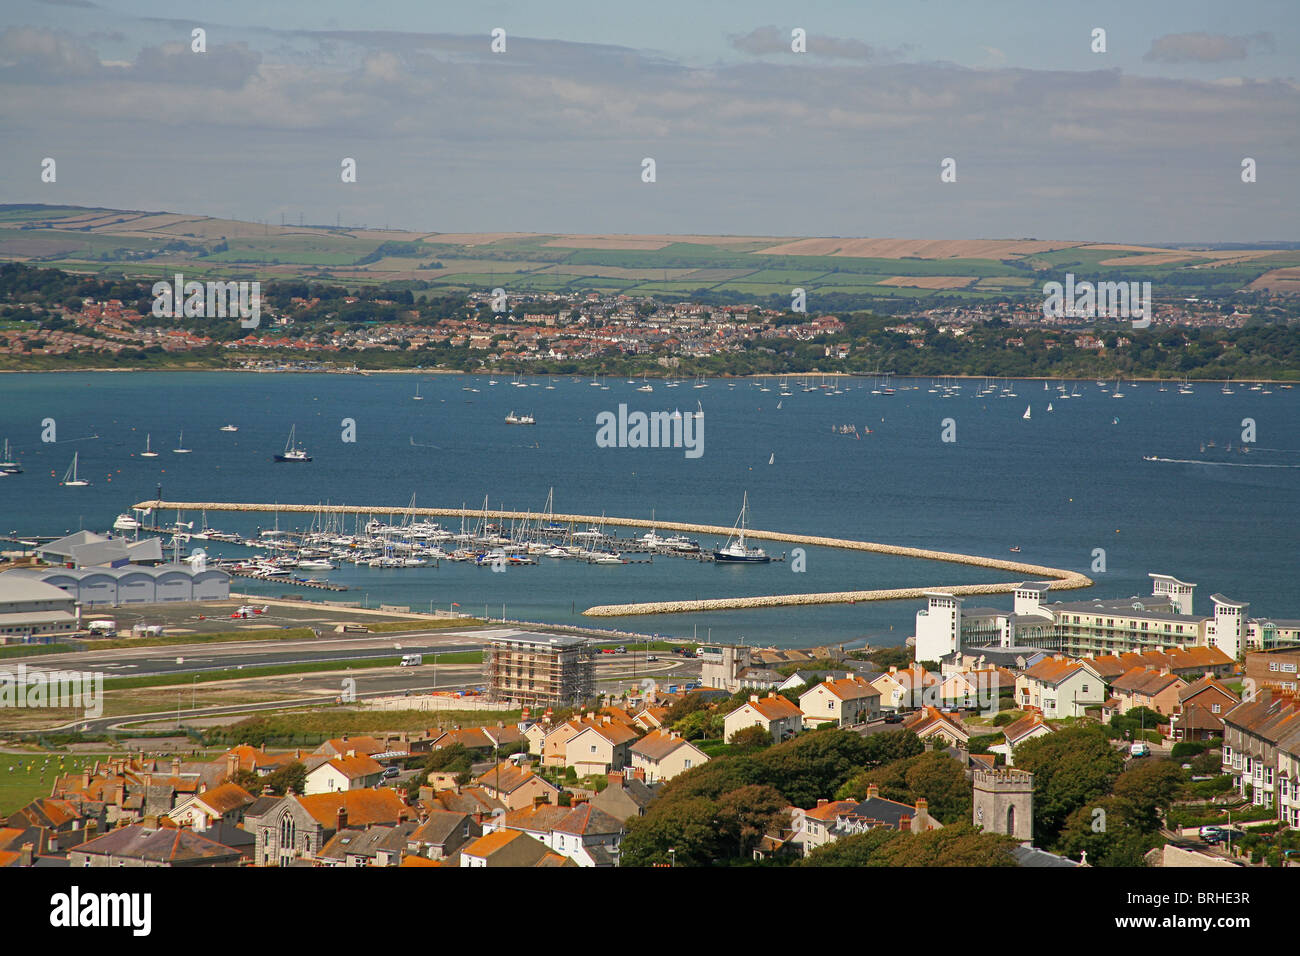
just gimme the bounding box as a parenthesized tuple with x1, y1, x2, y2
(668, 847, 676, 868)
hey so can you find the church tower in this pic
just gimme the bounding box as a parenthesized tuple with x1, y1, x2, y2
(972, 769, 1034, 843)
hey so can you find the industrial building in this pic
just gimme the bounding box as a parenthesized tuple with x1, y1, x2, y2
(4, 565, 229, 607)
(0, 573, 82, 641)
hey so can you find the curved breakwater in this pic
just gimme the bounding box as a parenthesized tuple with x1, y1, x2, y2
(135, 499, 1094, 618)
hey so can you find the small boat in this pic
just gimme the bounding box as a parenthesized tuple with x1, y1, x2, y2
(1142, 455, 1158, 462)
(113, 512, 139, 531)
(505, 411, 536, 425)
(1022, 406, 1031, 420)
(768, 453, 775, 465)
(61, 452, 89, 487)
(1009, 546, 1021, 553)
(275, 425, 312, 462)
(219, 424, 239, 432)
(1046, 402, 1053, 412)
(0, 439, 22, 474)
(140, 433, 159, 458)
(413, 382, 423, 401)
(1112, 417, 1119, 425)
(173, 431, 191, 454)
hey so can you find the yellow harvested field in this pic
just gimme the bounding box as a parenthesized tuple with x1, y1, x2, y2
(544, 237, 672, 250)
(1248, 268, 1300, 293)
(878, 275, 977, 289)
(1097, 249, 1282, 267)
(423, 232, 537, 244)
(755, 237, 1079, 259)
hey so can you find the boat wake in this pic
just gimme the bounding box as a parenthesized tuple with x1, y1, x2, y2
(1142, 456, 1300, 469)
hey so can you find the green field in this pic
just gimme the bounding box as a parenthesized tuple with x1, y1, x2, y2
(0, 752, 115, 816)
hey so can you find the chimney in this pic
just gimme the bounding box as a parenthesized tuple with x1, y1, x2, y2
(889, 665, 897, 674)
(749, 695, 759, 703)
(914, 797, 930, 830)
(171, 757, 181, 776)
(341, 733, 349, 743)
(82, 770, 91, 790)
(225, 752, 238, 780)
(607, 771, 624, 788)
(816, 798, 828, 807)
(866, 784, 879, 799)
(631, 767, 646, 782)
(336, 806, 348, 831)
(18, 843, 33, 867)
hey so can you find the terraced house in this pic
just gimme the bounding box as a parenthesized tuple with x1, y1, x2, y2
(1221, 693, 1300, 828)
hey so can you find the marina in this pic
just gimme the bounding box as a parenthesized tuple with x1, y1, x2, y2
(2, 370, 1297, 645)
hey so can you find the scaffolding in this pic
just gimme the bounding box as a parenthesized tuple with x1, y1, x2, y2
(486, 634, 595, 708)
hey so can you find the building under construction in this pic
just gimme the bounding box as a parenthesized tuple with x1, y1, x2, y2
(486, 633, 595, 708)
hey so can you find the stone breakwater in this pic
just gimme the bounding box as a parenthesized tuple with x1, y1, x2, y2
(137, 500, 1092, 617)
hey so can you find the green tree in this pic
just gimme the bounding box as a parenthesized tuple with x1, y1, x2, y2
(727, 725, 772, 750)
(261, 761, 307, 796)
(1013, 726, 1124, 847)
(1113, 758, 1185, 833)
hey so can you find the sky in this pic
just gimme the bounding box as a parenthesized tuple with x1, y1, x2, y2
(1, 0, 1297, 243)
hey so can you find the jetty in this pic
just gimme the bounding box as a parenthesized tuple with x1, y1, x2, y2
(133, 499, 1093, 617)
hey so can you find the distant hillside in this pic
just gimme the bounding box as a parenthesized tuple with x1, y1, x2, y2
(2, 204, 1298, 301)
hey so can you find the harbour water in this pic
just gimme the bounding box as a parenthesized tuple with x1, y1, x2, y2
(1, 371, 1296, 647)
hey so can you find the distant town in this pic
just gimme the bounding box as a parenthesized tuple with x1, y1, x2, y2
(2, 261, 1298, 380)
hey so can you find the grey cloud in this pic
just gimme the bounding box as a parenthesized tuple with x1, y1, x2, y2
(1144, 32, 1274, 63)
(729, 25, 909, 61)
(131, 41, 262, 89)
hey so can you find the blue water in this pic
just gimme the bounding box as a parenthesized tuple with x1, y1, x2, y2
(1, 372, 1296, 647)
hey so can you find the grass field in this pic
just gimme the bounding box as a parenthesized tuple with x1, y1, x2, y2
(0, 752, 116, 816)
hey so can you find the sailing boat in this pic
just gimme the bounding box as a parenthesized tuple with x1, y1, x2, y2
(768, 453, 775, 465)
(173, 430, 191, 453)
(1046, 402, 1053, 412)
(713, 493, 770, 563)
(61, 452, 89, 487)
(275, 425, 312, 462)
(140, 433, 159, 458)
(694, 401, 704, 419)
(413, 381, 423, 401)
(1112, 378, 1125, 399)
(0, 439, 22, 474)
(1023, 406, 1031, 420)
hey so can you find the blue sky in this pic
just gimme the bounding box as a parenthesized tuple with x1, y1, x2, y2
(2, 0, 1296, 242)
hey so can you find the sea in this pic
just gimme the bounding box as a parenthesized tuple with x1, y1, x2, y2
(0, 371, 1296, 649)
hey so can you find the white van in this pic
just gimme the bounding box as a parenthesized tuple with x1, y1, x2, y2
(86, 620, 117, 637)
(1129, 741, 1151, 758)
(399, 653, 423, 667)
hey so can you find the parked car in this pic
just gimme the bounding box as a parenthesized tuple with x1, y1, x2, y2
(1129, 741, 1151, 757)
(646, 655, 658, 662)
(382, 766, 401, 779)
(614, 646, 627, 654)
(1199, 825, 1224, 843)
(883, 713, 903, 724)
